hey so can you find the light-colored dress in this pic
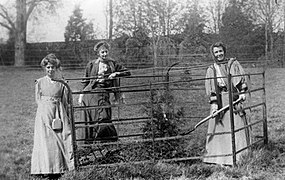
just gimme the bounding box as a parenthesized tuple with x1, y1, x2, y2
(31, 76, 74, 174)
(203, 59, 250, 165)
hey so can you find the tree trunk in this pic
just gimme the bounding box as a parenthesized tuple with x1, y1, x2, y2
(152, 38, 158, 67)
(146, 0, 158, 67)
(217, 0, 222, 37)
(15, 0, 26, 66)
(280, 0, 285, 68)
(265, 0, 269, 65)
(265, 20, 268, 64)
(166, 0, 170, 36)
(108, 0, 113, 40)
(268, 0, 273, 63)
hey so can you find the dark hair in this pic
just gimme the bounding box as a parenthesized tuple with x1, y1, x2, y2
(94, 41, 111, 53)
(210, 41, 227, 54)
(40, 53, 61, 69)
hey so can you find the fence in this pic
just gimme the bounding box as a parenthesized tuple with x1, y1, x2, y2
(53, 61, 267, 169)
(1, 41, 281, 69)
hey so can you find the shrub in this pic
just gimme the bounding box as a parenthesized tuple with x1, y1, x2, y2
(140, 88, 186, 160)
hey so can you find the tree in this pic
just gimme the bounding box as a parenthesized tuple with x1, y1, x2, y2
(0, 0, 60, 66)
(108, 0, 113, 39)
(141, 89, 185, 160)
(249, 0, 282, 62)
(205, 0, 227, 35)
(112, 0, 148, 36)
(125, 28, 151, 65)
(64, 5, 95, 42)
(112, 0, 211, 66)
(64, 5, 95, 66)
(178, 0, 209, 55)
(220, 0, 255, 58)
(113, 0, 183, 66)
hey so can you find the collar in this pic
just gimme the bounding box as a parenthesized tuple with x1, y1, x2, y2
(96, 57, 108, 63)
(215, 60, 227, 65)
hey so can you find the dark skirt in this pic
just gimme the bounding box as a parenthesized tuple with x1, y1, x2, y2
(78, 90, 118, 143)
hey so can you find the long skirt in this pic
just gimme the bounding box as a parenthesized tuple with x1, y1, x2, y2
(31, 99, 74, 174)
(77, 90, 118, 143)
(203, 92, 250, 165)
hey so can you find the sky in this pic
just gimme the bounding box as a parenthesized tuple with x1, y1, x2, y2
(27, 0, 108, 42)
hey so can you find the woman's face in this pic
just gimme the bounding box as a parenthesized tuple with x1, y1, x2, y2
(45, 62, 56, 78)
(98, 48, 109, 60)
(213, 46, 225, 62)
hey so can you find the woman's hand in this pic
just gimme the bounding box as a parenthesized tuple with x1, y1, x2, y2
(78, 94, 84, 104)
(96, 75, 105, 83)
(211, 103, 218, 115)
(239, 92, 246, 101)
(108, 72, 119, 79)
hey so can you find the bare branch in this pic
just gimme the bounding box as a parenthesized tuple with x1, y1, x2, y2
(0, 4, 15, 30)
(0, 21, 12, 31)
(26, 0, 37, 20)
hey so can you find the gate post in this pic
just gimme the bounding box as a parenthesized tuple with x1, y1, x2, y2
(227, 63, 237, 167)
(164, 62, 179, 115)
(262, 71, 268, 145)
(149, 82, 155, 162)
(68, 87, 79, 169)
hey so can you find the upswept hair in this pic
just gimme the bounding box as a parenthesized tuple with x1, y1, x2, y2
(210, 42, 226, 54)
(209, 41, 227, 61)
(40, 53, 61, 69)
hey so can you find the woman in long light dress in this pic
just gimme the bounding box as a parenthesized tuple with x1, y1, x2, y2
(31, 54, 74, 178)
(204, 42, 250, 165)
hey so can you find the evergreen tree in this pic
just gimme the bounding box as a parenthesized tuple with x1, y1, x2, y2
(178, 0, 209, 55)
(220, 1, 255, 58)
(64, 5, 95, 42)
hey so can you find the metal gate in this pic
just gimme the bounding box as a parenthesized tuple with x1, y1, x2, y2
(55, 63, 267, 168)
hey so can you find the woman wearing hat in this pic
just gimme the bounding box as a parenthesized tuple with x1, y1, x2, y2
(78, 41, 131, 143)
(203, 42, 250, 165)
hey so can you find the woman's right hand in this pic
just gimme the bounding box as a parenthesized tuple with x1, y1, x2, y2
(211, 103, 218, 115)
(78, 94, 83, 104)
(96, 75, 105, 83)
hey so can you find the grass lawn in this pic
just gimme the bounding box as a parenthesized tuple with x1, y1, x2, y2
(1, 67, 285, 180)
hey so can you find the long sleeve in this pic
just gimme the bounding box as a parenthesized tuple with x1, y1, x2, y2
(205, 66, 216, 97)
(81, 61, 93, 90)
(230, 60, 247, 91)
(114, 61, 131, 77)
(108, 60, 131, 102)
(205, 66, 220, 114)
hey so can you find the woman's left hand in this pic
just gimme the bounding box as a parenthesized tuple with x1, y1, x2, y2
(239, 90, 246, 101)
(108, 72, 119, 79)
(239, 93, 246, 101)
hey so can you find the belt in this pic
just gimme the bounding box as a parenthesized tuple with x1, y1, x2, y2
(41, 96, 61, 102)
